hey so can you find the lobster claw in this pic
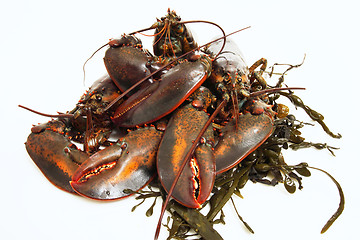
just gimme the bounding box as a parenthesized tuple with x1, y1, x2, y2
(157, 103, 215, 208)
(25, 120, 89, 193)
(112, 56, 212, 127)
(70, 127, 162, 200)
(104, 35, 153, 92)
(215, 111, 274, 174)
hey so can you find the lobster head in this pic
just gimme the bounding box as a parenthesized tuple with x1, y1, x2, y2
(152, 9, 198, 57)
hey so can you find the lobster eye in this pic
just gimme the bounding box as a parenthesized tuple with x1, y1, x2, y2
(224, 73, 231, 84)
(174, 24, 184, 33)
(96, 95, 102, 102)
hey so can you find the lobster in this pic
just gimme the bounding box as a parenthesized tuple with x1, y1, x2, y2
(21, 9, 341, 240)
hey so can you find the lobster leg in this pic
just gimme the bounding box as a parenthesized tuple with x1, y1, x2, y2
(157, 98, 215, 208)
(249, 58, 268, 89)
(25, 120, 89, 193)
(70, 126, 162, 200)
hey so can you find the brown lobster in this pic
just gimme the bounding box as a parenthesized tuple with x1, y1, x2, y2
(21, 9, 304, 239)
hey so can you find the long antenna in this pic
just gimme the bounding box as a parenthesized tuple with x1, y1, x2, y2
(18, 105, 73, 118)
(82, 43, 109, 86)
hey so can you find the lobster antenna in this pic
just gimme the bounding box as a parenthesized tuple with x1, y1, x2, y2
(82, 43, 109, 87)
(179, 20, 227, 59)
(249, 87, 306, 98)
(152, 22, 168, 48)
(18, 105, 74, 118)
(132, 19, 227, 58)
(165, 21, 176, 58)
(103, 26, 251, 112)
(134, 19, 228, 60)
(154, 99, 227, 240)
(137, 23, 167, 38)
(128, 25, 158, 35)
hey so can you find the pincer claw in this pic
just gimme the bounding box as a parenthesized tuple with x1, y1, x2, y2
(25, 120, 89, 193)
(215, 112, 274, 174)
(157, 103, 215, 208)
(71, 127, 162, 200)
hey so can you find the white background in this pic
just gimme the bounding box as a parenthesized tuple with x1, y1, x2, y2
(1, 0, 359, 239)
